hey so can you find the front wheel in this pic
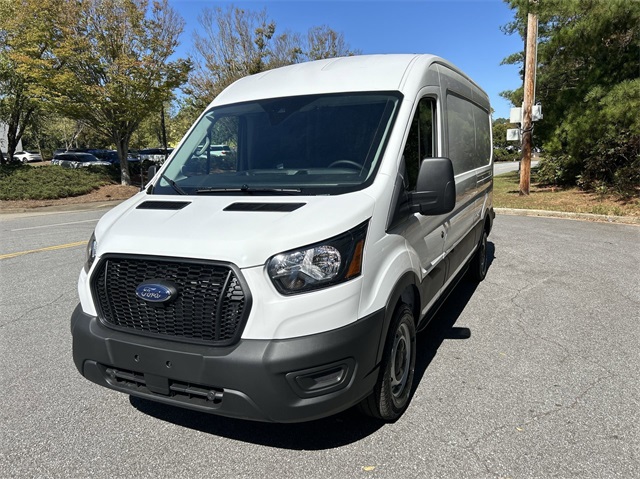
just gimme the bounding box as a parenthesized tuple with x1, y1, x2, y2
(360, 304, 416, 421)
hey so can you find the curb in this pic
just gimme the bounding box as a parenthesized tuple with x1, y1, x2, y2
(495, 208, 640, 225)
(0, 200, 126, 219)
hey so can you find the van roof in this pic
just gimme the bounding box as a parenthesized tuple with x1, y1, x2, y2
(212, 54, 485, 107)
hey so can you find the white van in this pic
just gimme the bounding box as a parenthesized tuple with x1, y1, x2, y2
(72, 54, 494, 423)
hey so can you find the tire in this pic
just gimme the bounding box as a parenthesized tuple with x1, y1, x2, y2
(360, 303, 416, 421)
(468, 229, 489, 282)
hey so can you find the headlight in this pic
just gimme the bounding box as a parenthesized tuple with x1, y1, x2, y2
(84, 232, 97, 272)
(267, 221, 368, 294)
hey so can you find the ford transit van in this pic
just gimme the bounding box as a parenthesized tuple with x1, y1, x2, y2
(71, 54, 494, 423)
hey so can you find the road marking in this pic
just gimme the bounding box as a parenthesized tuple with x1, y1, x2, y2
(0, 241, 87, 260)
(11, 219, 99, 232)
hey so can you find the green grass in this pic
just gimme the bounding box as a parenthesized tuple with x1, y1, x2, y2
(494, 171, 640, 217)
(0, 164, 118, 201)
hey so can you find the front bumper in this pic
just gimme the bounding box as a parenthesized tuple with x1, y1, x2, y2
(71, 304, 384, 423)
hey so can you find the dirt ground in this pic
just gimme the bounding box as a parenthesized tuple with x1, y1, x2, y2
(0, 184, 140, 213)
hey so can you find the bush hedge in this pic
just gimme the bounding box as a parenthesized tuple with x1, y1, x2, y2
(0, 164, 117, 201)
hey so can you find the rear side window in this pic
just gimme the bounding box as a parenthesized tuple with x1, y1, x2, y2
(446, 94, 491, 175)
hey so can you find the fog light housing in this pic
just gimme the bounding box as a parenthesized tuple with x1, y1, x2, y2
(296, 367, 345, 392)
(285, 359, 355, 398)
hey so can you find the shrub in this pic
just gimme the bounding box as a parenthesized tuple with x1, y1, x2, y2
(542, 79, 640, 195)
(536, 154, 583, 187)
(493, 148, 519, 162)
(0, 164, 115, 201)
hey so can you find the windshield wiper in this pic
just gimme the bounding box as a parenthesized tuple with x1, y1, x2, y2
(160, 174, 187, 195)
(196, 185, 301, 195)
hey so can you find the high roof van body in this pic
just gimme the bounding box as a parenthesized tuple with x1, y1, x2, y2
(71, 54, 494, 422)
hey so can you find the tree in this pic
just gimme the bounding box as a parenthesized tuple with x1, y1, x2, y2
(187, 5, 358, 108)
(269, 30, 304, 69)
(492, 118, 520, 162)
(188, 6, 276, 108)
(492, 118, 512, 150)
(501, 0, 640, 194)
(27, 0, 191, 185)
(306, 25, 357, 61)
(24, 115, 106, 154)
(0, 0, 67, 163)
(130, 102, 184, 150)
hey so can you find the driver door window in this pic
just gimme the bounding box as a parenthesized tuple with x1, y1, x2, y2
(402, 98, 436, 191)
(185, 117, 239, 175)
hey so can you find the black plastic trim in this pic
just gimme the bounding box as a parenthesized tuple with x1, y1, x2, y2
(136, 201, 191, 210)
(71, 304, 385, 423)
(224, 202, 305, 212)
(285, 358, 356, 398)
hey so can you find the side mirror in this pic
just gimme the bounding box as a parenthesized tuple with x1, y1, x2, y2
(409, 157, 456, 216)
(146, 165, 157, 183)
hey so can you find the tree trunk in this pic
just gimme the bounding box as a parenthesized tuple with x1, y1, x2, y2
(116, 138, 132, 186)
(6, 116, 21, 162)
(5, 94, 33, 163)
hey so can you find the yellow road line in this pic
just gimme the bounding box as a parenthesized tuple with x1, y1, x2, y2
(0, 241, 87, 260)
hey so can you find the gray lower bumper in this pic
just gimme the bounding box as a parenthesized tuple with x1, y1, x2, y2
(71, 305, 384, 423)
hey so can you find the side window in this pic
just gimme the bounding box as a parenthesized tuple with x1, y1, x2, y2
(474, 106, 491, 169)
(184, 116, 239, 175)
(402, 98, 435, 190)
(447, 94, 491, 175)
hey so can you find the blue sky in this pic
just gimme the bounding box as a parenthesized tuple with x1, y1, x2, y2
(169, 0, 524, 119)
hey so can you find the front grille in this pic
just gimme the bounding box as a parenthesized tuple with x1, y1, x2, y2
(92, 255, 250, 345)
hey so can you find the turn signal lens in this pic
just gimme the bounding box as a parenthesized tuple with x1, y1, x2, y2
(84, 232, 97, 273)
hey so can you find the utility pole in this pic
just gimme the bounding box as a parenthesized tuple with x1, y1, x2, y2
(520, 4, 538, 196)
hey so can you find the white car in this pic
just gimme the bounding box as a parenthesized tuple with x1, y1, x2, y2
(13, 151, 42, 163)
(210, 145, 232, 156)
(52, 152, 112, 168)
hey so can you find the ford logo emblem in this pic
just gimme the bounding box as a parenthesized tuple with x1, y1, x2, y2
(135, 282, 177, 303)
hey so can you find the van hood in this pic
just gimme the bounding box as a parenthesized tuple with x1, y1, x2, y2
(95, 192, 376, 268)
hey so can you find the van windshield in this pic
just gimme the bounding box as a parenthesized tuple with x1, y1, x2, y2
(153, 92, 401, 196)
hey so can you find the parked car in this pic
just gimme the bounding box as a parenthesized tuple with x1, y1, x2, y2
(53, 148, 132, 165)
(210, 145, 231, 157)
(85, 149, 119, 164)
(65, 148, 119, 164)
(13, 151, 43, 163)
(135, 148, 173, 164)
(52, 152, 112, 168)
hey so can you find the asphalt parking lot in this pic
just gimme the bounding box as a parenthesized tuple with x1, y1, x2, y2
(0, 210, 638, 478)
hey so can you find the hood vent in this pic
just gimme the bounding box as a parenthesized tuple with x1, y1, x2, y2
(224, 202, 305, 212)
(137, 201, 191, 210)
